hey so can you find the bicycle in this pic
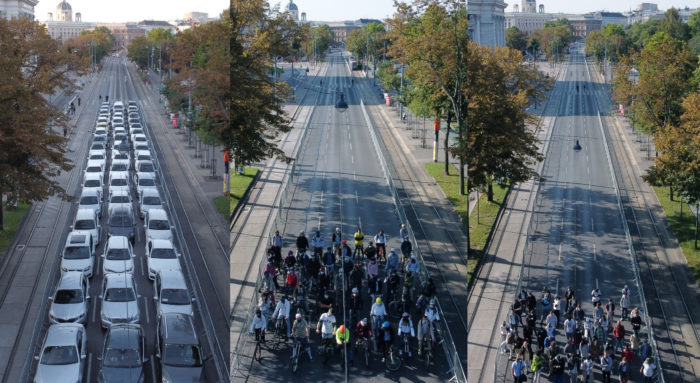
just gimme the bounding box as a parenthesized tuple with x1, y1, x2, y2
(420, 335, 432, 369)
(385, 344, 402, 371)
(321, 335, 335, 364)
(400, 333, 411, 359)
(291, 337, 302, 373)
(274, 316, 288, 347)
(353, 244, 364, 260)
(252, 329, 264, 362)
(356, 337, 371, 367)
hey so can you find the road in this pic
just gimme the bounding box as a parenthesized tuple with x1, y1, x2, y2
(233, 53, 454, 382)
(0, 54, 229, 382)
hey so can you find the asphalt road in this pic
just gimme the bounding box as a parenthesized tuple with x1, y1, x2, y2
(238, 53, 451, 382)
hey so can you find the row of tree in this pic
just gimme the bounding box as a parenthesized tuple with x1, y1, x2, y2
(506, 18, 573, 61)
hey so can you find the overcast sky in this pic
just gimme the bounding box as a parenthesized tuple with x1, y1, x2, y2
(273, 0, 698, 22)
(35, 0, 228, 23)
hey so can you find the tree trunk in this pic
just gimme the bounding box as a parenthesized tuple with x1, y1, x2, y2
(460, 160, 465, 196)
(669, 186, 674, 202)
(680, 198, 683, 219)
(487, 182, 494, 202)
(444, 112, 451, 176)
(695, 203, 699, 250)
(0, 191, 3, 232)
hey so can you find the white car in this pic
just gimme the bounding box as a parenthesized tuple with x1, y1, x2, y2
(134, 150, 151, 162)
(97, 115, 109, 125)
(34, 323, 87, 383)
(61, 231, 94, 278)
(102, 236, 135, 274)
(128, 118, 140, 127)
(82, 173, 103, 201)
(135, 160, 155, 174)
(146, 239, 181, 280)
(134, 172, 157, 200)
(100, 272, 140, 328)
(90, 142, 107, 152)
(112, 101, 124, 114)
(154, 269, 194, 317)
(112, 117, 124, 127)
(108, 189, 131, 211)
(94, 126, 108, 137)
(139, 189, 163, 219)
(113, 132, 128, 149)
(92, 135, 109, 148)
(78, 188, 101, 218)
(134, 142, 149, 152)
(88, 150, 106, 162)
(71, 208, 101, 254)
(132, 134, 148, 146)
(49, 271, 90, 324)
(144, 209, 173, 242)
(129, 122, 143, 131)
(130, 128, 145, 140)
(84, 160, 105, 183)
(108, 171, 130, 194)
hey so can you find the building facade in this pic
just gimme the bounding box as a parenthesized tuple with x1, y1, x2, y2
(136, 20, 177, 35)
(570, 17, 602, 38)
(44, 1, 95, 43)
(595, 12, 627, 27)
(468, 0, 507, 47)
(505, 11, 555, 35)
(0, 0, 37, 20)
(99, 23, 145, 51)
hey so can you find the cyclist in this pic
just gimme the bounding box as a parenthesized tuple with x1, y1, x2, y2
(405, 254, 420, 275)
(378, 321, 395, 362)
(353, 228, 364, 258)
(293, 279, 309, 315)
(363, 241, 377, 261)
(340, 240, 352, 260)
(285, 268, 298, 294)
(334, 324, 352, 363)
(399, 223, 409, 243)
(250, 309, 267, 344)
(319, 291, 334, 311)
(296, 230, 309, 253)
(395, 294, 413, 318)
(316, 308, 337, 353)
(371, 297, 387, 333)
(291, 313, 312, 360)
(349, 287, 362, 322)
(374, 230, 387, 262)
(368, 265, 383, 303)
(385, 248, 399, 274)
(258, 290, 273, 319)
(311, 230, 325, 258)
(263, 261, 278, 292)
(285, 250, 297, 271)
(425, 299, 441, 342)
(99, 94, 102, 102)
(385, 270, 401, 303)
(400, 239, 412, 267)
(271, 230, 283, 264)
(417, 313, 434, 356)
(349, 264, 364, 291)
(415, 277, 436, 315)
(355, 318, 373, 357)
(307, 253, 321, 284)
(105, 95, 108, 102)
(273, 295, 292, 337)
(403, 272, 416, 305)
(332, 227, 342, 257)
(397, 312, 415, 357)
(591, 288, 602, 305)
(317, 267, 331, 296)
(323, 247, 335, 274)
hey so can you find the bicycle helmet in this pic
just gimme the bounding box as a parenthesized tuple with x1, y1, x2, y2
(339, 325, 345, 332)
(390, 248, 396, 252)
(352, 287, 359, 294)
(296, 313, 302, 319)
(336, 227, 340, 232)
(429, 299, 436, 306)
(402, 312, 409, 318)
(382, 321, 390, 328)
(361, 318, 368, 325)
(376, 297, 382, 304)
(300, 230, 305, 235)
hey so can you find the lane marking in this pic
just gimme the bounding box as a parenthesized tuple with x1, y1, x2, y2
(92, 292, 98, 322)
(87, 352, 93, 380)
(596, 278, 599, 289)
(144, 296, 150, 324)
(593, 242, 597, 261)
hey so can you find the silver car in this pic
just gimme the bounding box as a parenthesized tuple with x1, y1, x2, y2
(154, 269, 193, 317)
(146, 239, 181, 280)
(102, 236, 135, 274)
(78, 189, 102, 218)
(34, 323, 87, 383)
(100, 273, 140, 328)
(49, 271, 90, 324)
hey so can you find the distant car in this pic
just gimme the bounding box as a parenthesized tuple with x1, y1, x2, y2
(134, 150, 151, 162)
(111, 117, 124, 127)
(82, 173, 103, 203)
(88, 150, 106, 163)
(108, 189, 131, 211)
(100, 272, 140, 328)
(49, 271, 90, 324)
(84, 159, 105, 183)
(135, 160, 155, 174)
(61, 231, 94, 278)
(112, 101, 125, 114)
(155, 313, 206, 383)
(34, 323, 87, 383)
(144, 209, 173, 242)
(129, 122, 142, 131)
(97, 116, 109, 125)
(78, 188, 102, 218)
(108, 171, 130, 194)
(97, 324, 146, 383)
(146, 239, 181, 280)
(113, 133, 128, 149)
(128, 118, 140, 127)
(72, 208, 101, 254)
(92, 134, 109, 149)
(94, 126, 108, 136)
(133, 142, 149, 152)
(107, 206, 135, 244)
(139, 189, 163, 219)
(111, 150, 130, 162)
(132, 134, 148, 147)
(154, 269, 194, 317)
(90, 142, 107, 152)
(130, 128, 145, 139)
(134, 172, 157, 200)
(110, 159, 129, 173)
(102, 236, 135, 274)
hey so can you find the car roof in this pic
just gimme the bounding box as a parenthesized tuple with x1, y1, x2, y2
(141, 189, 160, 198)
(148, 209, 168, 220)
(161, 313, 197, 345)
(67, 231, 90, 245)
(110, 171, 128, 179)
(158, 269, 187, 288)
(57, 271, 84, 290)
(150, 239, 174, 249)
(80, 189, 99, 198)
(86, 160, 103, 167)
(137, 172, 155, 180)
(75, 209, 95, 220)
(109, 205, 133, 215)
(104, 272, 134, 288)
(110, 189, 129, 197)
(45, 323, 83, 347)
(107, 236, 130, 248)
(106, 324, 141, 349)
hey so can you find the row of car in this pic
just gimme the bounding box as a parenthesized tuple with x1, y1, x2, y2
(34, 100, 206, 383)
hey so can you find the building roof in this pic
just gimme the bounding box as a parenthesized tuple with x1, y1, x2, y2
(137, 20, 173, 27)
(57, 1, 71, 10)
(597, 12, 625, 17)
(286, 0, 298, 11)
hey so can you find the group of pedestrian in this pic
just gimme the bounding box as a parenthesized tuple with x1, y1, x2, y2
(506, 285, 656, 383)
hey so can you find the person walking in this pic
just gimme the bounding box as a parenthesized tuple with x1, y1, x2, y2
(581, 355, 594, 383)
(630, 308, 643, 337)
(511, 356, 527, 383)
(531, 349, 545, 383)
(374, 230, 387, 262)
(619, 357, 630, 383)
(620, 292, 630, 320)
(600, 350, 613, 383)
(640, 357, 657, 383)
(612, 320, 626, 354)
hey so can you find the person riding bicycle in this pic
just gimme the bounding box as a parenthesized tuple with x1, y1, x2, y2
(340, 240, 352, 261)
(307, 253, 321, 281)
(271, 230, 283, 264)
(311, 230, 325, 258)
(425, 299, 441, 341)
(334, 325, 352, 363)
(395, 294, 413, 317)
(397, 312, 415, 357)
(385, 270, 401, 302)
(378, 321, 395, 362)
(273, 295, 292, 337)
(405, 254, 420, 275)
(250, 309, 267, 344)
(399, 224, 409, 243)
(371, 297, 387, 332)
(415, 277, 436, 315)
(291, 313, 312, 360)
(323, 247, 335, 274)
(258, 290, 273, 319)
(296, 231, 309, 253)
(417, 314, 434, 356)
(349, 264, 364, 291)
(374, 230, 387, 262)
(316, 308, 337, 350)
(363, 241, 377, 261)
(317, 267, 331, 296)
(400, 238, 412, 266)
(319, 291, 334, 311)
(332, 227, 342, 257)
(385, 248, 399, 274)
(368, 265, 383, 302)
(285, 268, 299, 293)
(349, 287, 362, 316)
(355, 318, 373, 356)
(285, 250, 297, 270)
(293, 279, 309, 315)
(354, 228, 364, 257)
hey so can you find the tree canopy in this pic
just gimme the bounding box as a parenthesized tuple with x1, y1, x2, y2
(506, 26, 526, 52)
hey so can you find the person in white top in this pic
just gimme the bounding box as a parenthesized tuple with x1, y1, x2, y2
(374, 230, 387, 262)
(397, 313, 415, 357)
(500, 321, 510, 354)
(311, 230, 325, 257)
(370, 297, 387, 332)
(250, 309, 267, 343)
(581, 355, 595, 383)
(640, 357, 656, 382)
(564, 317, 576, 341)
(545, 311, 558, 329)
(399, 224, 409, 243)
(316, 308, 337, 346)
(272, 296, 291, 337)
(591, 288, 602, 304)
(620, 293, 630, 320)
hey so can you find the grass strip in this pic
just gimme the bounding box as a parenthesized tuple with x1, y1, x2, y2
(0, 203, 31, 258)
(230, 167, 259, 215)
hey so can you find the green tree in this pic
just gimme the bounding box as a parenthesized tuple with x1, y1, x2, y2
(585, 30, 607, 61)
(346, 22, 386, 65)
(506, 26, 526, 52)
(626, 18, 662, 49)
(0, 18, 86, 230)
(659, 8, 690, 42)
(302, 24, 333, 60)
(146, 27, 173, 42)
(376, 61, 401, 92)
(532, 19, 571, 61)
(127, 35, 149, 69)
(689, 9, 700, 37)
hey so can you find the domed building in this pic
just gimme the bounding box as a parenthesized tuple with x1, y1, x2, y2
(44, 0, 96, 43)
(286, 0, 299, 22)
(55, 0, 72, 22)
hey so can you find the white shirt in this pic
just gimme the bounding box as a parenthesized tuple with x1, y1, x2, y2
(565, 319, 575, 333)
(250, 314, 267, 331)
(374, 233, 386, 244)
(311, 235, 324, 248)
(371, 303, 387, 318)
(318, 313, 336, 335)
(642, 361, 656, 377)
(273, 299, 291, 319)
(553, 299, 562, 311)
(546, 313, 558, 328)
(425, 306, 440, 322)
(397, 318, 415, 336)
(591, 290, 601, 303)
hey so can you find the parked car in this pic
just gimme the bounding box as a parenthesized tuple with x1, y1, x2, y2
(154, 269, 193, 317)
(71, 208, 101, 254)
(107, 205, 135, 244)
(82, 173, 104, 201)
(146, 239, 181, 280)
(155, 313, 206, 383)
(144, 209, 173, 242)
(34, 323, 87, 383)
(108, 189, 131, 212)
(134, 172, 157, 200)
(139, 189, 163, 219)
(78, 188, 102, 218)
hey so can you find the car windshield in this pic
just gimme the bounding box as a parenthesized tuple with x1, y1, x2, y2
(161, 289, 190, 305)
(111, 164, 127, 172)
(111, 179, 127, 187)
(80, 196, 98, 205)
(74, 219, 95, 230)
(90, 154, 104, 160)
(103, 347, 141, 368)
(134, 137, 146, 142)
(139, 163, 154, 172)
(151, 248, 175, 259)
(64, 246, 90, 260)
(94, 136, 105, 142)
(114, 135, 126, 141)
(86, 167, 101, 173)
(143, 196, 161, 206)
(114, 154, 128, 160)
(137, 155, 150, 161)
(91, 144, 105, 150)
(109, 213, 132, 227)
(111, 196, 129, 204)
(40, 345, 78, 365)
(139, 178, 155, 187)
(105, 287, 136, 302)
(149, 220, 169, 230)
(107, 248, 130, 260)
(163, 344, 202, 367)
(136, 145, 148, 151)
(85, 180, 100, 188)
(55, 288, 83, 304)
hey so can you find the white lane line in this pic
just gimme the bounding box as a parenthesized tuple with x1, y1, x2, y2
(596, 278, 599, 289)
(349, 142, 352, 152)
(558, 242, 562, 261)
(593, 242, 597, 261)
(351, 155, 354, 164)
(92, 293, 98, 322)
(144, 296, 150, 324)
(87, 352, 93, 380)
(151, 357, 157, 383)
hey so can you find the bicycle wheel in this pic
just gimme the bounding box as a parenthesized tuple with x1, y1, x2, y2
(254, 342, 262, 361)
(386, 349, 401, 371)
(424, 343, 431, 369)
(291, 344, 301, 373)
(363, 344, 370, 367)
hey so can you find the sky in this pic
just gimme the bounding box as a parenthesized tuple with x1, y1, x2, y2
(35, 0, 229, 23)
(273, 0, 699, 22)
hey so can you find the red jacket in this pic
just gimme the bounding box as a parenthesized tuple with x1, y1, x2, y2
(621, 348, 635, 363)
(286, 273, 298, 288)
(613, 324, 625, 339)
